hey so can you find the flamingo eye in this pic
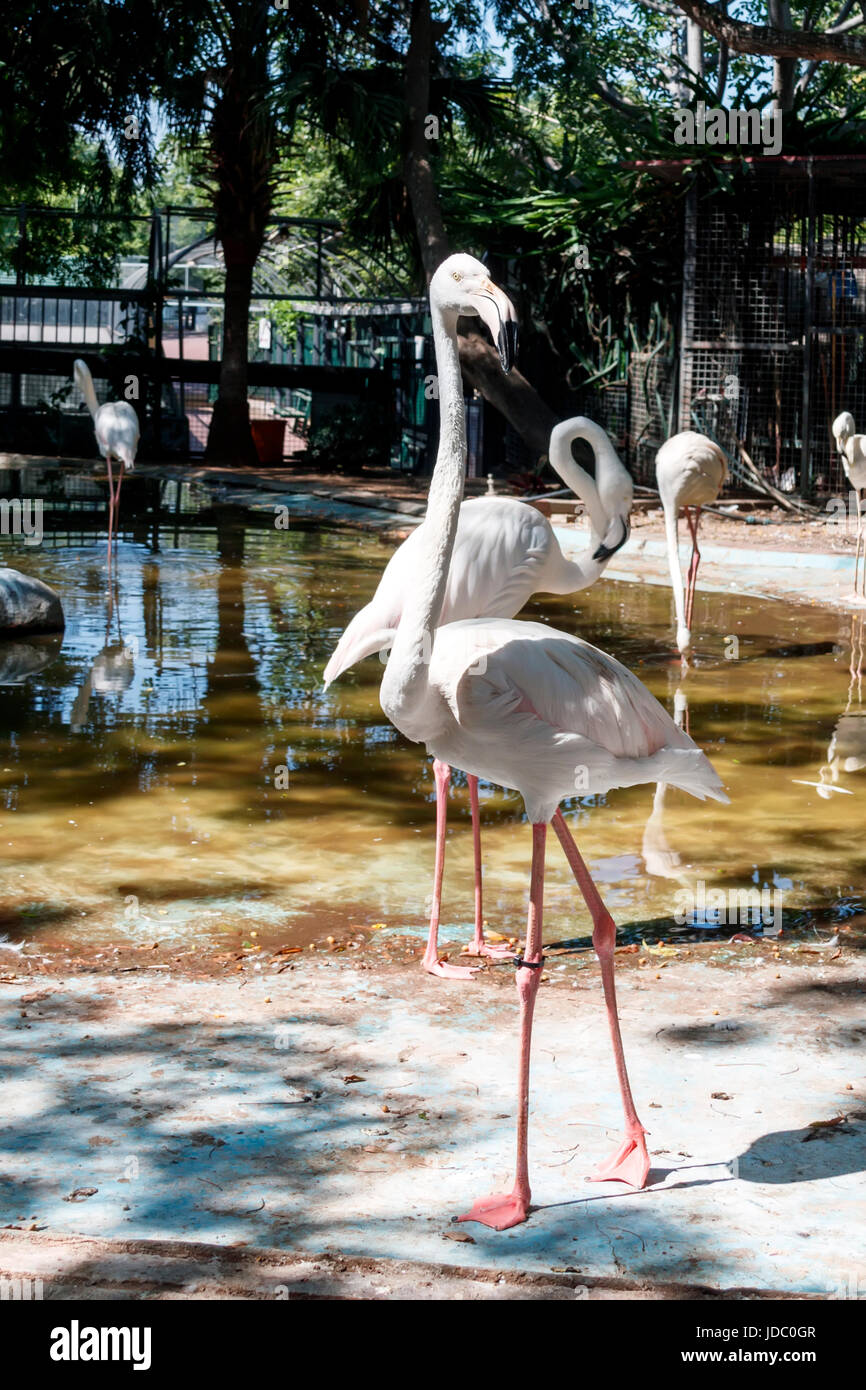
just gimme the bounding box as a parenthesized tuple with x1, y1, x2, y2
(451, 271, 463, 282)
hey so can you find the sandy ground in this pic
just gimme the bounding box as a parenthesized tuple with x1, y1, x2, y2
(0, 940, 864, 1300)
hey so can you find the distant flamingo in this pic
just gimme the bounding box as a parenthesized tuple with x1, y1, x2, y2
(656, 431, 727, 656)
(376, 253, 727, 1227)
(832, 412, 866, 596)
(324, 419, 633, 975)
(74, 359, 140, 577)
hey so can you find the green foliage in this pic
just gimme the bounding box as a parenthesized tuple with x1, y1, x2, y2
(7, 0, 866, 429)
(300, 401, 390, 474)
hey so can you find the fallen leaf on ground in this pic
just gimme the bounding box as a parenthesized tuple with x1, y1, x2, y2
(343, 1074, 366, 1084)
(802, 1115, 849, 1141)
(442, 1231, 475, 1243)
(641, 939, 679, 957)
(63, 1188, 98, 1202)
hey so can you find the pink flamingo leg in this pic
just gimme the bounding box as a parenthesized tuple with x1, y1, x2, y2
(423, 760, 479, 980)
(552, 810, 650, 1189)
(465, 774, 512, 960)
(105, 456, 115, 578)
(683, 506, 702, 632)
(112, 464, 124, 546)
(458, 821, 547, 1229)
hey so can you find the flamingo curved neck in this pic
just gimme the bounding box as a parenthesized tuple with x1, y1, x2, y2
(380, 304, 465, 725)
(544, 419, 631, 591)
(548, 427, 607, 539)
(553, 414, 633, 539)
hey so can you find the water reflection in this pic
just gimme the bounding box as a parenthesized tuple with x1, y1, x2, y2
(0, 631, 62, 684)
(0, 482, 864, 951)
(641, 682, 690, 884)
(70, 586, 135, 730)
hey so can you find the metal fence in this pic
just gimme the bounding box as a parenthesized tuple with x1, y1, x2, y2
(0, 206, 435, 470)
(678, 159, 866, 497)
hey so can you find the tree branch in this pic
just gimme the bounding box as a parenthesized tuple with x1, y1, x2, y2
(666, 0, 866, 64)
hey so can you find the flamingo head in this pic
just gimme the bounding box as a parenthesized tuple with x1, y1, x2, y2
(431, 254, 518, 373)
(592, 513, 630, 562)
(833, 411, 855, 454)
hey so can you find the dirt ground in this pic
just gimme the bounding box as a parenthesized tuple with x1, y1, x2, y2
(1, 936, 864, 1299)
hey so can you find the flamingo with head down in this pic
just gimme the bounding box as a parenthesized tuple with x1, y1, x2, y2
(374, 253, 728, 1227)
(656, 431, 727, 657)
(832, 412, 866, 596)
(74, 359, 140, 578)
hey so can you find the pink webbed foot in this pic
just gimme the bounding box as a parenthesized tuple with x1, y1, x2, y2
(461, 940, 514, 960)
(423, 955, 480, 980)
(457, 1189, 529, 1230)
(589, 1129, 651, 1189)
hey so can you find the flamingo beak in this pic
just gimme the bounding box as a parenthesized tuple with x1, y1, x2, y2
(469, 280, 518, 373)
(592, 515, 630, 562)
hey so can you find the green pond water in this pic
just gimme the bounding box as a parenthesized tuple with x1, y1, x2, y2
(1, 497, 865, 955)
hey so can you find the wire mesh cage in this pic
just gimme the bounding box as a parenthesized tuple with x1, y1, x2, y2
(678, 159, 866, 498)
(628, 349, 677, 486)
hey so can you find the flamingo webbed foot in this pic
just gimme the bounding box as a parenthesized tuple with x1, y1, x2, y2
(457, 1189, 530, 1230)
(589, 1128, 651, 1189)
(461, 939, 514, 960)
(423, 955, 480, 979)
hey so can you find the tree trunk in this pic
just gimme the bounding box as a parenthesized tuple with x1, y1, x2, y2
(686, 18, 704, 89)
(403, 0, 558, 464)
(204, 0, 274, 466)
(207, 257, 258, 465)
(767, 0, 796, 110)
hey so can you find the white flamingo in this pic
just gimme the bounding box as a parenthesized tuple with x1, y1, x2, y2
(73, 359, 140, 575)
(377, 253, 727, 1228)
(324, 419, 633, 975)
(656, 431, 727, 656)
(832, 412, 866, 596)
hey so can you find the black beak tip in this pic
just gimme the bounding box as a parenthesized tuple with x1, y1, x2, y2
(498, 321, 518, 374)
(592, 517, 629, 562)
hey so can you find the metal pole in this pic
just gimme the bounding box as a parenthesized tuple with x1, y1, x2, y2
(802, 158, 815, 497)
(11, 206, 26, 415)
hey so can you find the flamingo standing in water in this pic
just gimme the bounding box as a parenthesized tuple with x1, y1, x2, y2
(377, 253, 727, 1228)
(325, 419, 633, 975)
(73, 359, 140, 576)
(832, 412, 866, 596)
(656, 431, 727, 656)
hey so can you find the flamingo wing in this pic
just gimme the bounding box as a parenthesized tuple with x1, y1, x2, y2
(438, 499, 553, 623)
(324, 499, 553, 684)
(427, 619, 726, 819)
